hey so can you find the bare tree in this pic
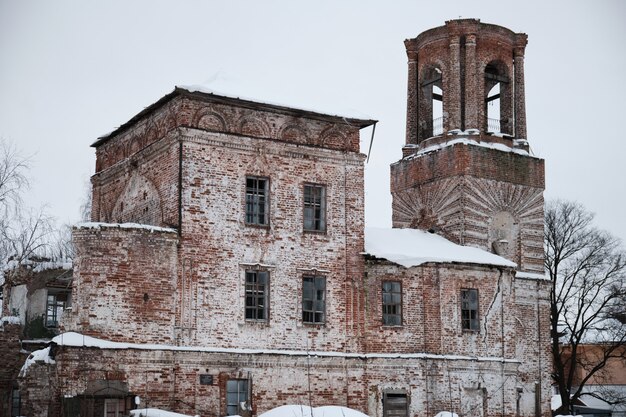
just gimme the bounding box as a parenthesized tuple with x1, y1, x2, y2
(0, 139, 29, 214)
(0, 140, 58, 316)
(546, 200, 626, 415)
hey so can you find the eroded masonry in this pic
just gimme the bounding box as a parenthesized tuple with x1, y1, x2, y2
(11, 19, 551, 417)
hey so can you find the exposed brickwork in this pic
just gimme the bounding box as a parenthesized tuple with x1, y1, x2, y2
(404, 19, 528, 143)
(64, 225, 179, 344)
(17, 19, 552, 417)
(0, 322, 27, 417)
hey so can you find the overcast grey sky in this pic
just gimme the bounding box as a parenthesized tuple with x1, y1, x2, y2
(1, 0, 625, 244)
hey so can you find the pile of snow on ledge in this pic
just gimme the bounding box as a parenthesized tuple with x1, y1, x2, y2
(19, 347, 55, 377)
(259, 405, 369, 417)
(365, 227, 516, 268)
(76, 222, 177, 234)
(130, 408, 199, 417)
(434, 412, 459, 417)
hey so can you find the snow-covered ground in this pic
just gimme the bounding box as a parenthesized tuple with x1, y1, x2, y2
(258, 405, 369, 417)
(130, 408, 199, 417)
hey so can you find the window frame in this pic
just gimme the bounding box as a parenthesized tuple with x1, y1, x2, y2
(245, 176, 270, 226)
(46, 291, 68, 328)
(302, 275, 326, 325)
(226, 379, 250, 416)
(461, 288, 480, 332)
(303, 183, 327, 233)
(244, 270, 269, 322)
(382, 281, 402, 326)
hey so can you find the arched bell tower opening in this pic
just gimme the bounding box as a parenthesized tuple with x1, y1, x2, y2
(418, 65, 444, 139)
(393, 19, 545, 274)
(484, 61, 512, 135)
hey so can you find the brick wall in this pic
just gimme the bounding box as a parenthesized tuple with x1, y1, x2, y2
(391, 144, 545, 272)
(21, 341, 552, 417)
(65, 224, 179, 343)
(0, 322, 27, 417)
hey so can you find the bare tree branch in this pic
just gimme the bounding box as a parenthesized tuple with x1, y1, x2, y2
(547, 200, 626, 415)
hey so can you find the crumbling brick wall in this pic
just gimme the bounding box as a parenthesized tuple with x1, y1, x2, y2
(65, 224, 179, 343)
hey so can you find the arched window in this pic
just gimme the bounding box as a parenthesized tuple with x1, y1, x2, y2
(419, 66, 443, 139)
(484, 62, 512, 135)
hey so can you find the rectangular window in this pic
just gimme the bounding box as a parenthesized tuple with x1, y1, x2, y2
(461, 288, 479, 331)
(46, 292, 67, 328)
(302, 275, 326, 324)
(303, 184, 326, 232)
(226, 379, 249, 416)
(11, 388, 20, 417)
(245, 270, 269, 321)
(383, 392, 408, 417)
(382, 281, 402, 326)
(246, 176, 269, 225)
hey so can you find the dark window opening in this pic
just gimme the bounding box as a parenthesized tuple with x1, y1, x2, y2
(226, 379, 250, 416)
(245, 270, 269, 321)
(302, 275, 326, 324)
(303, 184, 326, 232)
(382, 281, 402, 326)
(11, 388, 20, 417)
(246, 176, 269, 226)
(461, 288, 479, 331)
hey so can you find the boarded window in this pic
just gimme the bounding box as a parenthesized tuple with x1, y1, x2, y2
(226, 379, 249, 416)
(382, 281, 402, 325)
(461, 288, 479, 331)
(245, 270, 269, 321)
(246, 177, 269, 225)
(303, 184, 326, 232)
(302, 275, 326, 324)
(383, 392, 408, 417)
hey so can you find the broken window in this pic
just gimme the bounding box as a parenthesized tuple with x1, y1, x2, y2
(461, 288, 479, 331)
(303, 184, 326, 232)
(382, 281, 402, 326)
(245, 270, 269, 321)
(302, 275, 326, 324)
(46, 291, 68, 328)
(246, 176, 269, 226)
(226, 379, 250, 416)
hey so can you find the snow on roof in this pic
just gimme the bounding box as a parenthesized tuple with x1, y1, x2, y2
(178, 84, 374, 122)
(19, 346, 55, 377)
(76, 222, 177, 234)
(434, 412, 460, 417)
(51, 332, 520, 364)
(32, 260, 73, 273)
(130, 408, 199, 417)
(258, 405, 369, 417)
(515, 271, 549, 280)
(364, 227, 516, 268)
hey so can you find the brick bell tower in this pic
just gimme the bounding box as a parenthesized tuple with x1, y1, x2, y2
(391, 19, 545, 274)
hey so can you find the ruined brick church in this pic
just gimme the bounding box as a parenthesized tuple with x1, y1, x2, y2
(18, 19, 551, 417)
